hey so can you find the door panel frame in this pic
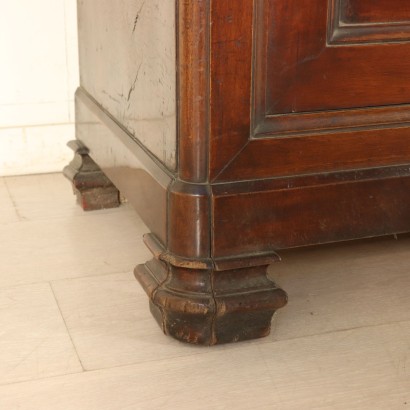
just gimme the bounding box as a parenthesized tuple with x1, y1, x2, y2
(328, 0, 410, 44)
(209, 0, 410, 182)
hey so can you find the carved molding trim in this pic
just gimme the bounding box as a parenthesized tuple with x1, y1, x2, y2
(251, 0, 410, 138)
(328, 0, 410, 45)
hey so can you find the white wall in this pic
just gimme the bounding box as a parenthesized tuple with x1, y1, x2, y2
(0, 0, 79, 176)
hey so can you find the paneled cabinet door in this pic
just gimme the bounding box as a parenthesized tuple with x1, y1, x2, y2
(211, 0, 410, 182)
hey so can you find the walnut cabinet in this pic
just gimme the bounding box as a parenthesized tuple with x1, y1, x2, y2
(65, 0, 410, 345)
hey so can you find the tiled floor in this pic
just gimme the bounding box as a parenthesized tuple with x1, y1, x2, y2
(1, 173, 410, 409)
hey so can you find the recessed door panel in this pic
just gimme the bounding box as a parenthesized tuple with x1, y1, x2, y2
(340, 0, 410, 23)
(209, 0, 410, 181)
(329, 0, 410, 44)
(256, 0, 410, 121)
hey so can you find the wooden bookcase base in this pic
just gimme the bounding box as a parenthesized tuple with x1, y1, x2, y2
(65, 88, 410, 345)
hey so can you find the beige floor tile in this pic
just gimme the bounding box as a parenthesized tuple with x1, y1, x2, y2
(4, 173, 130, 221)
(51, 272, 206, 370)
(258, 322, 410, 409)
(0, 211, 151, 289)
(2, 171, 410, 408)
(1, 323, 410, 410)
(0, 178, 19, 224)
(0, 282, 82, 385)
(0, 346, 280, 410)
(267, 235, 410, 341)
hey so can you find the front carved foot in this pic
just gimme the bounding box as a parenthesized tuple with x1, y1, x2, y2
(63, 140, 120, 211)
(134, 234, 288, 345)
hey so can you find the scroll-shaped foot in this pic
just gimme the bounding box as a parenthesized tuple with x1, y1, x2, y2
(63, 140, 120, 211)
(134, 234, 288, 345)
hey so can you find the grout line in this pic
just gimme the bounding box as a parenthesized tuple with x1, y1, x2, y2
(3, 179, 25, 221)
(0, 122, 74, 131)
(0, 346, 210, 390)
(0, 206, 132, 228)
(49, 269, 142, 285)
(2, 273, 410, 349)
(48, 282, 86, 372)
(255, 317, 410, 346)
(2, 314, 410, 390)
(1, 266, 146, 291)
(0, 370, 84, 389)
(1, 297, 410, 389)
(3, 171, 62, 178)
(0, 268, 138, 293)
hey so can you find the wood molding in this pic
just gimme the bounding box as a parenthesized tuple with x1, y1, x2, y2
(252, 0, 410, 138)
(75, 88, 172, 243)
(328, 0, 410, 45)
(134, 233, 287, 345)
(177, 0, 211, 183)
(209, 0, 254, 180)
(212, 165, 410, 257)
(168, 180, 211, 260)
(211, 0, 410, 182)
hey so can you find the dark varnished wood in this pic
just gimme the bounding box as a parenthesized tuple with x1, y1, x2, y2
(263, 0, 410, 113)
(71, 0, 410, 345)
(213, 165, 410, 258)
(134, 234, 287, 345)
(177, 0, 210, 183)
(168, 180, 211, 261)
(329, 0, 410, 44)
(342, 0, 410, 23)
(214, 128, 410, 182)
(64, 140, 120, 211)
(75, 88, 171, 243)
(209, 0, 254, 180)
(210, 0, 410, 182)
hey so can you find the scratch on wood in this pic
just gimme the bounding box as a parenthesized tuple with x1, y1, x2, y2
(127, 61, 143, 102)
(102, 90, 120, 103)
(132, 2, 145, 34)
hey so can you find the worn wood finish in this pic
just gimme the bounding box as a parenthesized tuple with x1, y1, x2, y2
(177, 0, 210, 183)
(209, 0, 254, 180)
(71, 0, 410, 345)
(214, 129, 410, 182)
(74, 88, 171, 244)
(63, 140, 120, 211)
(134, 234, 287, 345)
(210, 0, 410, 182)
(341, 0, 410, 22)
(262, 1, 410, 113)
(77, 0, 177, 170)
(213, 165, 410, 258)
(168, 180, 211, 261)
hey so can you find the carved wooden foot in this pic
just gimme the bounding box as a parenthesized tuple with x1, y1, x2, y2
(135, 234, 288, 345)
(63, 140, 120, 211)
